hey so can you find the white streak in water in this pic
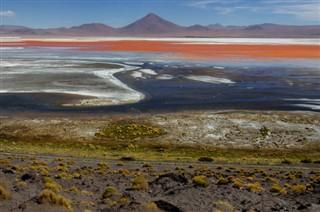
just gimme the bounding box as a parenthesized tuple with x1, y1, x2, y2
(157, 74, 174, 80)
(185, 75, 235, 84)
(139, 69, 157, 75)
(294, 104, 320, 110)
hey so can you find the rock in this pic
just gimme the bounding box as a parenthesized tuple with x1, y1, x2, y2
(21, 172, 40, 183)
(152, 173, 188, 184)
(3, 169, 15, 174)
(154, 200, 183, 212)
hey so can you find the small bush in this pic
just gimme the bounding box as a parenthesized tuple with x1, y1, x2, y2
(217, 178, 229, 185)
(81, 190, 93, 196)
(260, 125, 270, 138)
(292, 185, 306, 193)
(117, 162, 124, 166)
(270, 183, 287, 195)
(132, 177, 148, 190)
(143, 163, 152, 168)
(281, 160, 292, 165)
(0, 184, 10, 201)
(120, 156, 135, 161)
(0, 159, 9, 165)
(43, 177, 61, 192)
(97, 162, 109, 169)
(117, 197, 129, 204)
(68, 186, 80, 193)
(17, 181, 28, 187)
(214, 201, 235, 212)
(56, 172, 73, 179)
(301, 159, 312, 163)
(192, 175, 209, 188)
(102, 186, 119, 199)
(232, 180, 243, 189)
(38, 189, 72, 211)
(198, 157, 214, 162)
(118, 169, 130, 176)
(246, 182, 264, 192)
(285, 174, 297, 180)
(141, 202, 160, 211)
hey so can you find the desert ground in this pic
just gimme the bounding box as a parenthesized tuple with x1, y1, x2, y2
(0, 110, 320, 212)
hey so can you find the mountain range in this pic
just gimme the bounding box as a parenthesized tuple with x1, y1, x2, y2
(1, 13, 319, 38)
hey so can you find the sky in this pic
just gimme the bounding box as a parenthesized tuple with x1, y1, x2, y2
(1, 0, 319, 28)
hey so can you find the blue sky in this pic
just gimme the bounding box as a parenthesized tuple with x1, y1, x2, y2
(1, 0, 319, 28)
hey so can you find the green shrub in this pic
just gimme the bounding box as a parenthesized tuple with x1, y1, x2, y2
(117, 197, 129, 204)
(95, 123, 166, 140)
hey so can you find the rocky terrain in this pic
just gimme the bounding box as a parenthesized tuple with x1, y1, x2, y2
(0, 153, 319, 212)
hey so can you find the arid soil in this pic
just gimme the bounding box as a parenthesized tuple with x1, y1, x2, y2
(0, 153, 319, 212)
(0, 110, 319, 211)
(1, 110, 319, 149)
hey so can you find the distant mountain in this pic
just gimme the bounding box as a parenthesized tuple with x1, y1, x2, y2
(207, 23, 223, 29)
(47, 23, 116, 36)
(1, 25, 53, 36)
(187, 24, 209, 31)
(1, 13, 319, 38)
(119, 13, 184, 35)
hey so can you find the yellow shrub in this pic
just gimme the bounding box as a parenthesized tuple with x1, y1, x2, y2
(39, 189, 72, 212)
(270, 183, 287, 195)
(102, 186, 119, 199)
(246, 182, 264, 192)
(0, 184, 10, 201)
(292, 185, 306, 193)
(132, 177, 149, 190)
(192, 175, 209, 188)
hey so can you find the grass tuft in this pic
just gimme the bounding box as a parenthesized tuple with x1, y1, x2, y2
(0, 183, 10, 201)
(38, 189, 72, 212)
(270, 183, 287, 195)
(246, 182, 264, 192)
(132, 177, 149, 190)
(102, 186, 119, 199)
(192, 175, 209, 188)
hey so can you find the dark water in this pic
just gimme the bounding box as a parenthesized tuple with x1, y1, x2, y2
(1, 48, 319, 114)
(1, 65, 319, 114)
